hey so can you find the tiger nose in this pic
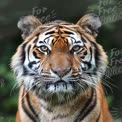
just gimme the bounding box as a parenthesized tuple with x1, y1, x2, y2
(51, 67, 71, 77)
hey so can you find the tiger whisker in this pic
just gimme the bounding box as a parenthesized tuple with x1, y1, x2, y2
(76, 81, 86, 93)
(86, 75, 107, 93)
(96, 72, 118, 88)
(101, 79, 113, 94)
(80, 75, 103, 92)
(21, 80, 42, 101)
(92, 72, 117, 94)
(10, 82, 20, 96)
(102, 76, 117, 88)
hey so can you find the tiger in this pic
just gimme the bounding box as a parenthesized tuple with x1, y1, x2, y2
(11, 13, 113, 122)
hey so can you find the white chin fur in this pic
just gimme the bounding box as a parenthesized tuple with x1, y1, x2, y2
(47, 83, 73, 93)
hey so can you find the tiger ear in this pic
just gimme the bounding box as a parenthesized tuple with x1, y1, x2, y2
(76, 13, 101, 37)
(17, 15, 42, 39)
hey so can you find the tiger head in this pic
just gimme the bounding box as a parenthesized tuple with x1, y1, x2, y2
(11, 14, 108, 103)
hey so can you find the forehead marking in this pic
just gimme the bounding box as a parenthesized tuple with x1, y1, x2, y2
(36, 25, 86, 50)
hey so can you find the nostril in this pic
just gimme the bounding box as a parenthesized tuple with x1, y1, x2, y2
(51, 67, 71, 77)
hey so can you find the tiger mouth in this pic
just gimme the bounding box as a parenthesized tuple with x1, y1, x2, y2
(45, 80, 75, 92)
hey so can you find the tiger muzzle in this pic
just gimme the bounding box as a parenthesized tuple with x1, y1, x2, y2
(51, 67, 71, 77)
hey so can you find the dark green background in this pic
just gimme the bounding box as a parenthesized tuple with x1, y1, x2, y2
(0, 0, 122, 121)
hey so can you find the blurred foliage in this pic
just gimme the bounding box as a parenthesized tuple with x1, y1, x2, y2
(0, 40, 19, 121)
(0, 0, 122, 121)
(0, 32, 21, 121)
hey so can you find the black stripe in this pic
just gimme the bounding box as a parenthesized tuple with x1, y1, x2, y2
(21, 89, 37, 122)
(21, 42, 29, 75)
(74, 88, 96, 122)
(69, 36, 77, 43)
(23, 66, 29, 75)
(26, 93, 40, 122)
(43, 36, 51, 43)
(81, 90, 96, 120)
(33, 36, 39, 43)
(92, 42, 100, 68)
(84, 51, 87, 55)
(96, 113, 101, 122)
(33, 51, 40, 59)
(21, 42, 27, 63)
(28, 61, 36, 68)
(82, 61, 91, 70)
(75, 40, 82, 43)
(45, 31, 55, 35)
(89, 47, 92, 63)
(86, 47, 92, 69)
(27, 45, 31, 62)
(81, 35, 87, 43)
(63, 31, 74, 35)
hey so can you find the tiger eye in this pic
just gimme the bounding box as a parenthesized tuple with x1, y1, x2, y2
(72, 45, 81, 52)
(39, 45, 50, 54)
(41, 46, 48, 51)
(40, 46, 48, 52)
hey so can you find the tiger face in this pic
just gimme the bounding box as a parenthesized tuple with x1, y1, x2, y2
(11, 14, 108, 103)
